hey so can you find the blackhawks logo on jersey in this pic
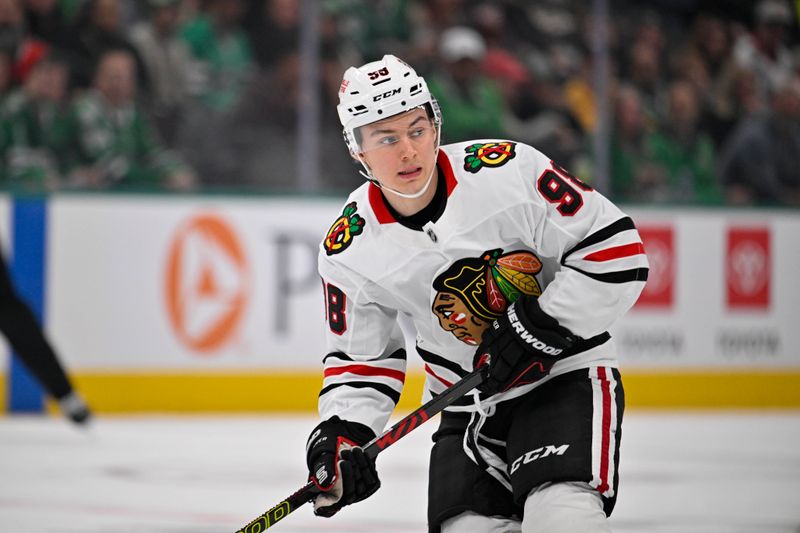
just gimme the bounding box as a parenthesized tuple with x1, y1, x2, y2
(324, 202, 365, 256)
(431, 249, 542, 346)
(463, 142, 517, 173)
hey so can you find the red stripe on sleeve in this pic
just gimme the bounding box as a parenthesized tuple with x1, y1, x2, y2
(424, 364, 453, 388)
(584, 242, 645, 262)
(324, 364, 405, 383)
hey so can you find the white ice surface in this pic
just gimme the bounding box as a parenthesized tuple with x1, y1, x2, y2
(1, 411, 799, 532)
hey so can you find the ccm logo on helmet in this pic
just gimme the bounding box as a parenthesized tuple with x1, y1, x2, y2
(507, 303, 563, 355)
(373, 88, 401, 101)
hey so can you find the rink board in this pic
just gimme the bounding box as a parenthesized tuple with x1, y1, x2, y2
(3, 369, 799, 414)
(1, 194, 799, 412)
(68, 369, 800, 412)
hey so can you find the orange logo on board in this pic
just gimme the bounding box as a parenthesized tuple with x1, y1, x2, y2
(165, 214, 249, 353)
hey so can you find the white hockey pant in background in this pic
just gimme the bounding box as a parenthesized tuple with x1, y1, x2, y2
(441, 481, 611, 533)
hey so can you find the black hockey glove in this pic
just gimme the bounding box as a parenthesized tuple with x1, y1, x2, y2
(306, 415, 380, 517)
(473, 296, 576, 396)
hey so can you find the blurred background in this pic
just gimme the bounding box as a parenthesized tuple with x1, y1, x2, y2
(0, 0, 798, 202)
(0, 0, 798, 414)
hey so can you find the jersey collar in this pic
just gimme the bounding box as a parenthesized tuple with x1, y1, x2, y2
(368, 150, 458, 224)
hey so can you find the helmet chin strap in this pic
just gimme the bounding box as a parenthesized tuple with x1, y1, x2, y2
(358, 160, 437, 199)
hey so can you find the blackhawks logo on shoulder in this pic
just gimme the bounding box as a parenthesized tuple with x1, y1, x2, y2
(324, 202, 365, 255)
(463, 142, 517, 173)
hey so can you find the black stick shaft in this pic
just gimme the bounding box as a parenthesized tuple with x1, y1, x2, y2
(234, 365, 487, 532)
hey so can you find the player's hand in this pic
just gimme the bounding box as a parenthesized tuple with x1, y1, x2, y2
(473, 296, 576, 396)
(306, 416, 380, 517)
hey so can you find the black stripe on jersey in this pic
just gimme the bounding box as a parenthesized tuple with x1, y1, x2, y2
(562, 217, 637, 261)
(319, 381, 401, 405)
(417, 346, 468, 378)
(323, 351, 354, 363)
(565, 264, 649, 284)
(322, 348, 407, 364)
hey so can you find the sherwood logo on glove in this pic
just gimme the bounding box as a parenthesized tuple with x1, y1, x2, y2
(507, 303, 564, 355)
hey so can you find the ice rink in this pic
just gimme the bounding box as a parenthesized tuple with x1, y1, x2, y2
(1, 411, 799, 533)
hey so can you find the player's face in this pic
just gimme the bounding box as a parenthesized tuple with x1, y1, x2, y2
(432, 292, 489, 346)
(358, 107, 438, 197)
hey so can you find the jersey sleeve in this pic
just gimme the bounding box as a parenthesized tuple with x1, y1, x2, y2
(317, 254, 407, 436)
(517, 144, 649, 338)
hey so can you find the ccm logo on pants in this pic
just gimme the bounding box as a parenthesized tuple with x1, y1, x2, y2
(510, 444, 570, 474)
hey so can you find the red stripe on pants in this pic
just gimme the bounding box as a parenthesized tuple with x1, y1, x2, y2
(597, 367, 612, 494)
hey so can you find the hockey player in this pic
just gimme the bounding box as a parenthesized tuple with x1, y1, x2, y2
(0, 246, 91, 425)
(305, 55, 648, 532)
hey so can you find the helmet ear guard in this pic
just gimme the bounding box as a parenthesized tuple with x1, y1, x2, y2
(342, 127, 360, 158)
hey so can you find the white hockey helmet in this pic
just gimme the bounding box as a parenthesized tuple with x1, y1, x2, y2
(337, 54, 442, 155)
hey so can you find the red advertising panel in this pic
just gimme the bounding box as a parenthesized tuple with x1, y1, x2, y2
(726, 227, 770, 310)
(635, 226, 674, 308)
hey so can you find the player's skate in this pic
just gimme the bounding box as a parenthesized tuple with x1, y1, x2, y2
(58, 392, 92, 425)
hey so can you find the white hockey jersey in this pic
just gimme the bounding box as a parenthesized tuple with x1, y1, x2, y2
(317, 140, 648, 436)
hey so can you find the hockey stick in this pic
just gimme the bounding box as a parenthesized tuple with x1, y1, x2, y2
(234, 364, 488, 532)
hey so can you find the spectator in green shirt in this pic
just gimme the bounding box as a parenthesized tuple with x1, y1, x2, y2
(611, 81, 722, 204)
(62, 48, 195, 190)
(609, 84, 666, 202)
(177, 0, 253, 186)
(426, 26, 507, 144)
(0, 42, 71, 191)
(179, 0, 253, 113)
(647, 80, 722, 204)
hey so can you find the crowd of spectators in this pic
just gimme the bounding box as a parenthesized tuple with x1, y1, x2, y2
(0, 0, 798, 206)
